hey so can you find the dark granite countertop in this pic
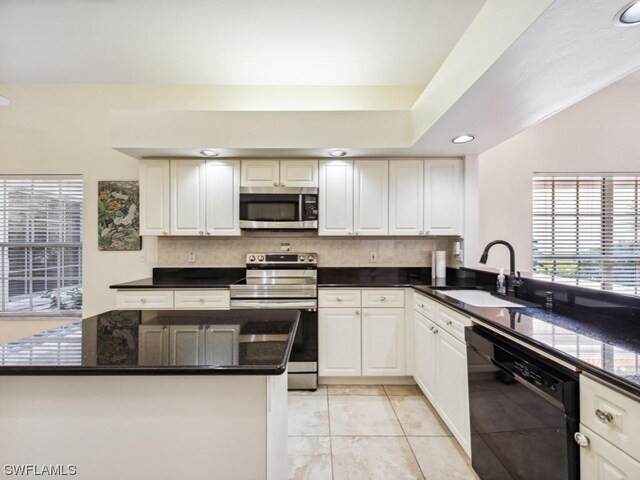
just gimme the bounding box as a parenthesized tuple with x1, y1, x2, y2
(318, 267, 435, 287)
(0, 309, 299, 375)
(110, 268, 245, 289)
(413, 285, 640, 398)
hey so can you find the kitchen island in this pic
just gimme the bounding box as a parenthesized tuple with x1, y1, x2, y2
(0, 309, 299, 480)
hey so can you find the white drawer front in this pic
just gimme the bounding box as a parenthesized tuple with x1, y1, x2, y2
(436, 305, 472, 342)
(581, 375, 640, 461)
(174, 290, 230, 310)
(116, 290, 174, 310)
(319, 289, 361, 308)
(413, 292, 435, 318)
(580, 425, 640, 480)
(361, 289, 405, 308)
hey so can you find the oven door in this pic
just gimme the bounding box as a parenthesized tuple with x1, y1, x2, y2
(239, 191, 318, 229)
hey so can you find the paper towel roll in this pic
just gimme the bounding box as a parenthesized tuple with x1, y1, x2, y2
(431, 250, 447, 278)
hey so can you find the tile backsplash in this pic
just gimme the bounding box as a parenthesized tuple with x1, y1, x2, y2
(157, 234, 462, 267)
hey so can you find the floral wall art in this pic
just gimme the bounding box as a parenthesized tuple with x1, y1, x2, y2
(97, 181, 142, 251)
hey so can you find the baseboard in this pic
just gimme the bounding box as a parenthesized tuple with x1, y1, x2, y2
(319, 376, 416, 385)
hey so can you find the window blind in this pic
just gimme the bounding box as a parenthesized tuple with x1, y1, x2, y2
(532, 175, 640, 296)
(0, 176, 83, 312)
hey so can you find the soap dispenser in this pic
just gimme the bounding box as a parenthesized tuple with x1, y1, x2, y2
(496, 268, 506, 295)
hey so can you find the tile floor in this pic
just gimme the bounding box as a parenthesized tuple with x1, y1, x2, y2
(288, 384, 477, 480)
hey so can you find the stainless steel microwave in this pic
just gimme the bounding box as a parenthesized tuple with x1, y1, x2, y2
(239, 187, 318, 230)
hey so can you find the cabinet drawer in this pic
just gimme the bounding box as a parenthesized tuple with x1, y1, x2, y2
(413, 292, 435, 318)
(319, 289, 361, 308)
(579, 424, 640, 480)
(581, 375, 640, 460)
(436, 305, 472, 343)
(116, 290, 174, 310)
(361, 289, 405, 308)
(174, 290, 230, 310)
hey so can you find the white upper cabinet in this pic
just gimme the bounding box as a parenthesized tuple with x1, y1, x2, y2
(424, 159, 463, 236)
(241, 159, 280, 187)
(139, 159, 171, 236)
(280, 160, 318, 188)
(389, 160, 424, 236)
(205, 159, 240, 236)
(319, 159, 354, 236)
(170, 160, 206, 235)
(354, 160, 389, 236)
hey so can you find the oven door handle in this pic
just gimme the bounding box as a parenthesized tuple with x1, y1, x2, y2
(231, 300, 317, 310)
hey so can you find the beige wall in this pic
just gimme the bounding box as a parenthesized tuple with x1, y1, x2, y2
(477, 78, 640, 273)
(158, 235, 461, 268)
(0, 84, 423, 318)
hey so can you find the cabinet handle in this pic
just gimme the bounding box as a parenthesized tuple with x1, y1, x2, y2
(205, 231, 211, 235)
(428, 325, 434, 332)
(355, 310, 360, 316)
(574, 432, 590, 448)
(595, 409, 614, 424)
(418, 231, 423, 235)
(446, 320, 453, 326)
(163, 231, 168, 235)
(273, 182, 278, 187)
(199, 298, 204, 303)
(432, 328, 439, 334)
(380, 296, 386, 302)
(420, 303, 425, 308)
(199, 230, 204, 235)
(336, 297, 342, 302)
(355, 232, 359, 236)
(348, 232, 353, 235)
(140, 298, 147, 304)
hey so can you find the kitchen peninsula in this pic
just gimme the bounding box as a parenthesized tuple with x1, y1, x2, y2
(0, 309, 299, 480)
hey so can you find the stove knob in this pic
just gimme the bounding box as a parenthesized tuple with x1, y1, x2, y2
(299, 255, 306, 261)
(258, 255, 265, 261)
(307, 255, 314, 261)
(248, 255, 256, 262)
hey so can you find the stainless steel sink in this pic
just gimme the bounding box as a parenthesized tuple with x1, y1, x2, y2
(437, 289, 526, 308)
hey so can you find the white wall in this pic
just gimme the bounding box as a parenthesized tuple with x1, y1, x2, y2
(0, 84, 421, 318)
(477, 77, 640, 273)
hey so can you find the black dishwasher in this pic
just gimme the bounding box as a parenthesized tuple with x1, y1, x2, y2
(466, 325, 579, 480)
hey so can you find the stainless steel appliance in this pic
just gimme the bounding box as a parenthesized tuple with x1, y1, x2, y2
(239, 187, 318, 230)
(466, 325, 579, 480)
(230, 252, 318, 390)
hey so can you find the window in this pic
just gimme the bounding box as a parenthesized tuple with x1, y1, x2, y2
(0, 176, 83, 313)
(532, 175, 640, 296)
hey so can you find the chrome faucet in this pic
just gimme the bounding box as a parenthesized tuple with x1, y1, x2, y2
(479, 240, 523, 295)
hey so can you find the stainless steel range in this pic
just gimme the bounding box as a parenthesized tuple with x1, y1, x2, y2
(230, 253, 318, 390)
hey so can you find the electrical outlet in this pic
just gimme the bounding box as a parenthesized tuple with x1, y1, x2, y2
(369, 252, 377, 263)
(187, 251, 196, 263)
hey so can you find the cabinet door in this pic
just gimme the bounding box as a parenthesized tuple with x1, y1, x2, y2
(424, 159, 462, 235)
(580, 425, 640, 480)
(170, 160, 206, 235)
(280, 160, 318, 188)
(204, 325, 240, 366)
(389, 160, 424, 235)
(241, 159, 280, 187)
(319, 160, 353, 236)
(414, 312, 438, 404)
(138, 326, 169, 365)
(435, 328, 471, 456)
(354, 160, 388, 235)
(205, 159, 240, 236)
(139, 159, 170, 236)
(361, 308, 405, 376)
(318, 308, 361, 376)
(168, 325, 205, 366)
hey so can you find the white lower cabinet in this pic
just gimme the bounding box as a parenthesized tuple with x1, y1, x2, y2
(318, 288, 405, 377)
(318, 308, 361, 376)
(362, 308, 405, 376)
(579, 425, 640, 480)
(577, 374, 640, 480)
(115, 290, 174, 310)
(413, 291, 471, 457)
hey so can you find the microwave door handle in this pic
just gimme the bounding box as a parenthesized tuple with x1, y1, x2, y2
(299, 194, 303, 221)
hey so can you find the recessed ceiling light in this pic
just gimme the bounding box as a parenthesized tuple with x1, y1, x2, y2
(0, 96, 10, 106)
(451, 134, 475, 144)
(328, 150, 347, 157)
(200, 149, 219, 157)
(619, 1, 640, 24)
